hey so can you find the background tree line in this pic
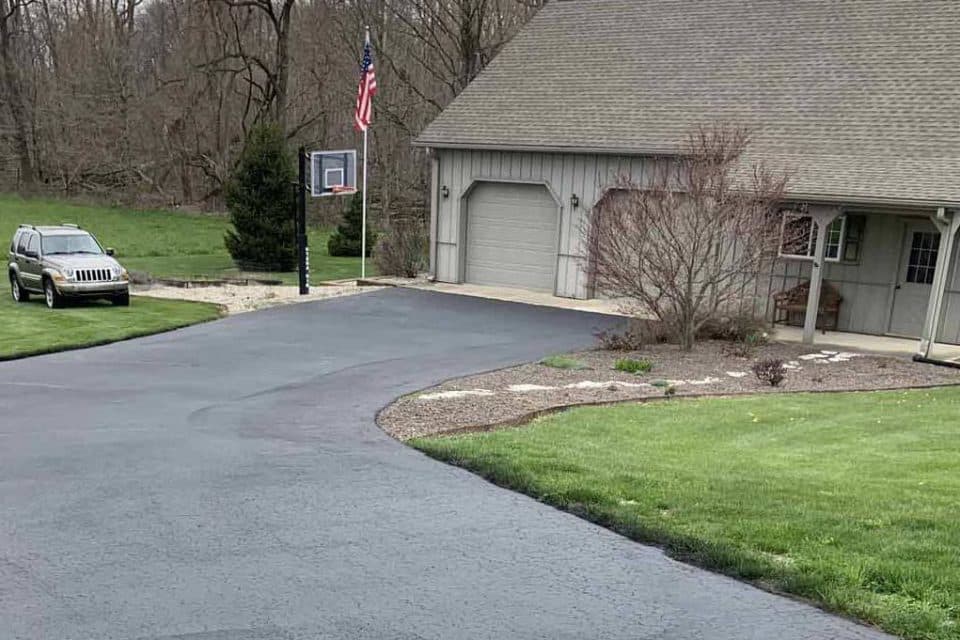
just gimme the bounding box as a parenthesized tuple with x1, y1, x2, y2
(0, 0, 543, 223)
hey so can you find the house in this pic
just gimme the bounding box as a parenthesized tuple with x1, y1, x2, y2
(413, 0, 960, 353)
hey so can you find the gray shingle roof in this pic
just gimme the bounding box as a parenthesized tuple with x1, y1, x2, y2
(416, 0, 960, 205)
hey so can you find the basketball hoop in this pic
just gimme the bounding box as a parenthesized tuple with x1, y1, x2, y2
(309, 149, 358, 197)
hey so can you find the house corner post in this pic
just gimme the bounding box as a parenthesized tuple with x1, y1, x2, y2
(802, 206, 840, 345)
(428, 149, 439, 279)
(916, 208, 959, 359)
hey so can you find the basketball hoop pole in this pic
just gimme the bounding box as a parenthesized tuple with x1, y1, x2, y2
(297, 146, 309, 295)
(361, 128, 368, 278)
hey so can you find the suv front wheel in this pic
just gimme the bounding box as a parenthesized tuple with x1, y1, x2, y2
(10, 272, 29, 303)
(43, 278, 65, 309)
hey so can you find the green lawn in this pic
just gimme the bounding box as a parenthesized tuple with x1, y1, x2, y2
(0, 194, 372, 283)
(0, 293, 222, 360)
(413, 389, 960, 640)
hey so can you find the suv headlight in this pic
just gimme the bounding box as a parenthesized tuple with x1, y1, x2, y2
(112, 266, 129, 281)
(63, 268, 75, 280)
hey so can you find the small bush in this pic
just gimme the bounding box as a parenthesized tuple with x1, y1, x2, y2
(699, 314, 770, 343)
(328, 192, 376, 257)
(373, 217, 427, 277)
(725, 331, 770, 358)
(596, 318, 672, 350)
(615, 358, 654, 375)
(663, 385, 677, 397)
(650, 379, 670, 388)
(752, 358, 786, 387)
(540, 355, 588, 370)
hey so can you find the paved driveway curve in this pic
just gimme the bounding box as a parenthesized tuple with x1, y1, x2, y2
(1, 289, 889, 639)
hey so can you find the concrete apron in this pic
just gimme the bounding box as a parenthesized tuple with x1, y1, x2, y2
(361, 278, 960, 361)
(358, 277, 631, 316)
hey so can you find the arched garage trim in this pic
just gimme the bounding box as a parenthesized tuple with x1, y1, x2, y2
(456, 178, 565, 294)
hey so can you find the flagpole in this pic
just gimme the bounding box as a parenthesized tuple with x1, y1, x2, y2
(360, 25, 371, 280)
(361, 126, 368, 278)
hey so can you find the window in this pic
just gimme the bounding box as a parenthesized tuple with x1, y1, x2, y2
(779, 211, 845, 262)
(41, 233, 103, 255)
(25, 234, 38, 256)
(905, 231, 939, 284)
(17, 232, 29, 254)
(842, 215, 865, 263)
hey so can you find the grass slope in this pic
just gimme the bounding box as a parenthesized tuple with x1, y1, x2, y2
(0, 294, 222, 360)
(413, 389, 960, 640)
(0, 194, 371, 283)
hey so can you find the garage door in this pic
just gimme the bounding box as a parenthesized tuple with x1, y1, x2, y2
(465, 182, 558, 292)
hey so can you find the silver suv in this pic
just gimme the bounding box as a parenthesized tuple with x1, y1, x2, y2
(8, 224, 130, 308)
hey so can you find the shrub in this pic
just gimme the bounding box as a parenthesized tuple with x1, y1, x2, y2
(224, 123, 296, 271)
(328, 192, 376, 257)
(614, 358, 654, 375)
(540, 355, 588, 370)
(373, 217, 427, 277)
(752, 358, 786, 387)
(699, 314, 770, 343)
(585, 126, 788, 351)
(595, 319, 672, 350)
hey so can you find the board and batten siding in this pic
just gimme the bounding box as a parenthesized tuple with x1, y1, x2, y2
(433, 148, 657, 298)
(430, 148, 960, 344)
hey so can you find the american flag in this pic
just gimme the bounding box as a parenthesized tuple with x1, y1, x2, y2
(354, 30, 377, 132)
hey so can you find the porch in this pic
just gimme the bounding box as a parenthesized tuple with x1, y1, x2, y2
(764, 204, 960, 358)
(773, 325, 960, 362)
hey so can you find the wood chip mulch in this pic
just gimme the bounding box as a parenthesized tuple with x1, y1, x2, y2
(377, 341, 960, 440)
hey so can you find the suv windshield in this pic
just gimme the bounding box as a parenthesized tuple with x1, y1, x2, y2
(41, 233, 103, 255)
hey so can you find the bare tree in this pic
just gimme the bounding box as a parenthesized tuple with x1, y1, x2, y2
(0, 0, 545, 210)
(0, 0, 37, 187)
(586, 126, 790, 351)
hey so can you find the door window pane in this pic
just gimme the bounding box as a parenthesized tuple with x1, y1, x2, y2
(906, 232, 939, 285)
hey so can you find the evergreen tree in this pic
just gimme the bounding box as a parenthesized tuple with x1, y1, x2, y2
(327, 191, 375, 257)
(224, 124, 296, 271)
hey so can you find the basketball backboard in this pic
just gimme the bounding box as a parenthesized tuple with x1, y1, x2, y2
(310, 150, 357, 197)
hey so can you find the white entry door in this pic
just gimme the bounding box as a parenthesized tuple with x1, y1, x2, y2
(888, 221, 940, 337)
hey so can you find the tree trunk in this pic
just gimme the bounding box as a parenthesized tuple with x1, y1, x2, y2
(0, 0, 36, 188)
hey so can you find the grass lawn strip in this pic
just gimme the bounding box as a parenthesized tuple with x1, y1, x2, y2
(412, 388, 960, 640)
(0, 295, 222, 360)
(0, 194, 373, 284)
(379, 341, 960, 439)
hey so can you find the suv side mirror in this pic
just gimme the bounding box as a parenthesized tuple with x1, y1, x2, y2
(105, 248, 115, 256)
(24, 249, 38, 259)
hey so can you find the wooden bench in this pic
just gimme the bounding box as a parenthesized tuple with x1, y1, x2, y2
(773, 280, 842, 332)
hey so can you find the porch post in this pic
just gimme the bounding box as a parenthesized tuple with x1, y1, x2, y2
(916, 208, 960, 359)
(802, 206, 841, 345)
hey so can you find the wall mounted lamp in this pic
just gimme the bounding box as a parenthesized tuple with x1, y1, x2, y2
(441, 185, 450, 198)
(570, 193, 580, 208)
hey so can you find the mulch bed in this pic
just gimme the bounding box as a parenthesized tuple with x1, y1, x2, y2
(378, 340, 960, 440)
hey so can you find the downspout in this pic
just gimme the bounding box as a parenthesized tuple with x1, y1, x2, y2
(428, 148, 439, 280)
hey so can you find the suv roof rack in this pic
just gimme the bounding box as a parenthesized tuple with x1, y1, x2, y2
(17, 224, 36, 230)
(60, 223, 80, 229)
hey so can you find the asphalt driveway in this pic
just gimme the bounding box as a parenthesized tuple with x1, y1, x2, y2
(0, 289, 889, 639)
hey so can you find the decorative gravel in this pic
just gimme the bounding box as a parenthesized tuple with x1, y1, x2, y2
(378, 341, 960, 439)
(133, 282, 381, 314)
